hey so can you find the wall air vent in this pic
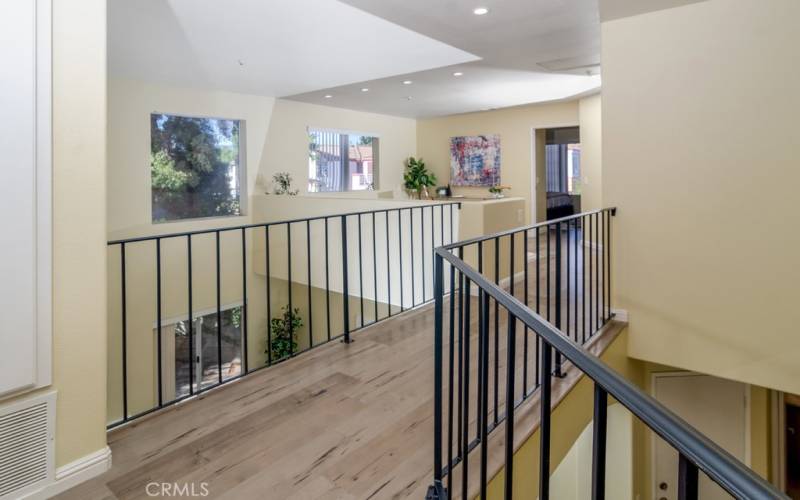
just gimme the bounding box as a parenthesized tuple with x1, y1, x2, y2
(0, 392, 55, 499)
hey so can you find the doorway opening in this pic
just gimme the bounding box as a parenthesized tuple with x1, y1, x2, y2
(543, 126, 582, 220)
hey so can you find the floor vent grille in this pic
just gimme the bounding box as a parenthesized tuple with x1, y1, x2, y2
(0, 392, 55, 499)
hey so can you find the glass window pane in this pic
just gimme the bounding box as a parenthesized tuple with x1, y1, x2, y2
(151, 114, 244, 222)
(308, 129, 378, 192)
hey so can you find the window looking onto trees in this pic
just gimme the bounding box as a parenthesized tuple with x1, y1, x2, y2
(308, 129, 378, 192)
(150, 113, 245, 222)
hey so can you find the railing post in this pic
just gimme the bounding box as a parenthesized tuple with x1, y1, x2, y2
(432, 252, 445, 492)
(539, 341, 553, 500)
(591, 383, 608, 500)
(341, 215, 351, 343)
(678, 454, 699, 500)
(554, 223, 564, 377)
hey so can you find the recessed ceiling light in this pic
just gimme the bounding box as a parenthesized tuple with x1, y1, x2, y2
(405, 96, 413, 100)
(361, 88, 370, 92)
(402, 80, 413, 85)
(324, 95, 332, 99)
(473, 7, 489, 15)
(237, 59, 245, 66)
(453, 72, 464, 77)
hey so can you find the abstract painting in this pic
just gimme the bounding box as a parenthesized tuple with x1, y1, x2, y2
(449, 135, 501, 186)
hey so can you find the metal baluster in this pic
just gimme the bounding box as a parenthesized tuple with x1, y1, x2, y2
(595, 213, 600, 331)
(241, 228, 248, 374)
(398, 210, 404, 312)
(156, 238, 163, 404)
(341, 216, 351, 343)
(385, 211, 391, 318)
(358, 214, 364, 327)
(479, 289, 490, 500)
(554, 223, 563, 377)
(433, 253, 445, 488)
(592, 384, 608, 500)
(567, 221, 571, 343)
(523, 231, 529, 397)
(307, 220, 313, 348)
(411, 208, 416, 307)
(547, 225, 551, 323)
(215, 232, 222, 383)
(372, 213, 378, 322)
(539, 342, 553, 500)
(325, 219, 331, 341)
(574, 219, 579, 342)
(457, 246, 464, 459)
(120, 243, 128, 421)
(187, 236, 193, 395)
(589, 214, 593, 337)
(476, 241, 484, 443)
(535, 228, 541, 388)
(678, 454, 699, 500)
(462, 277, 472, 500)
(504, 312, 517, 500)
(583, 216, 587, 344)
(422, 208, 427, 303)
(493, 237, 500, 425)
(287, 224, 293, 355)
(447, 256, 456, 495)
(266, 226, 272, 363)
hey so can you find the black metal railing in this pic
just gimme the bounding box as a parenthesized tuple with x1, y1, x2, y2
(427, 208, 786, 500)
(107, 202, 460, 428)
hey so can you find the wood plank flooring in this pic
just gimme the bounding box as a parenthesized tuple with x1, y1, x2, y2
(56, 230, 612, 500)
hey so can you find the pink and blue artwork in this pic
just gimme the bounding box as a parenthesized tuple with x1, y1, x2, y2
(449, 135, 501, 187)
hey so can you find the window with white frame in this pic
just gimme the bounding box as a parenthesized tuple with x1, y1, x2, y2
(308, 128, 379, 192)
(150, 113, 245, 222)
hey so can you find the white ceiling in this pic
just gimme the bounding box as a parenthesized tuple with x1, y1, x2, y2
(109, 0, 702, 118)
(108, 0, 478, 96)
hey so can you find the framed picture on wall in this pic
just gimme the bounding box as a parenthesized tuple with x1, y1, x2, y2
(449, 134, 501, 186)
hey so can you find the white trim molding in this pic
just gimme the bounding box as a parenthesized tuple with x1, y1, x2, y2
(0, 0, 52, 400)
(22, 447, 112, 500)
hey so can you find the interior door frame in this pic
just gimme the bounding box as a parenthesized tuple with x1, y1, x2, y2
(529, 122, 579, 224)
(650, 371, 751, 500)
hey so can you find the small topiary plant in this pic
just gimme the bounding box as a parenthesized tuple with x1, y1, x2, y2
(269, 306, 302, 361)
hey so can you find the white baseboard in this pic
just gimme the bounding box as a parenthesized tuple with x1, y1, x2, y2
(22, 446, 111, 499)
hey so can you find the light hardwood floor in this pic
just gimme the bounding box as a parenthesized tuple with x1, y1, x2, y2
(56, 230, 611, 500)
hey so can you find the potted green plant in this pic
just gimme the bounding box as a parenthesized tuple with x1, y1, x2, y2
(272, 172, 299, 195)
(269, 306, 302, 361)
(403, 157, 437, 199)
(488, 185, 510, 199)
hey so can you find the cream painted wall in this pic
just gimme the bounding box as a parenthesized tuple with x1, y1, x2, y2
(417, 101, 580, 224)
(107, 78, 275, 237)
(417, 97, 603, 225)
(51, 0, 108, 469)
(579, 94, 602, 211)
(0, 0, 109, 469)
(258, 99, 417, 196)
(602, 0, 800, 394)
(549, 403, 633, 500)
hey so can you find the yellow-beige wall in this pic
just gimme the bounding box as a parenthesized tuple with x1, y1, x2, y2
(417, 100, 580, 224)
(107, 78, 276, 237)
(258, 98, 417, 197)
(485, 328, 643, 498)
(602, 0, 800, 394)
(52, 0, 108, 469)
(417, 96, 603, 225)
(578, 94, 602, 211)
(0, 0, 109, 469)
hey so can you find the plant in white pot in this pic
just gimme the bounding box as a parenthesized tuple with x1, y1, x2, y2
(403, 157, 437, 199)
